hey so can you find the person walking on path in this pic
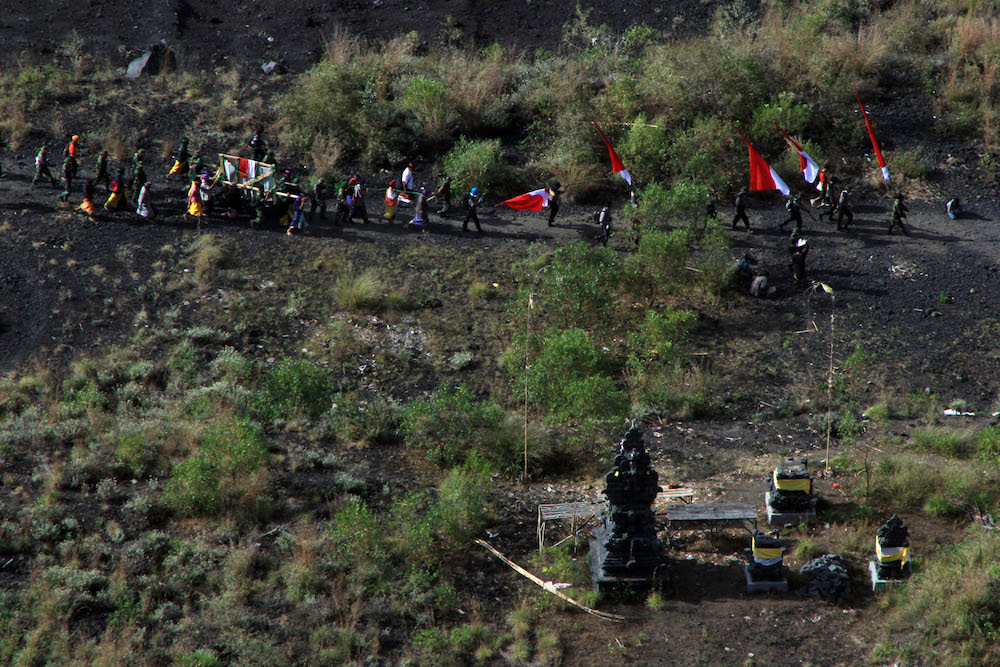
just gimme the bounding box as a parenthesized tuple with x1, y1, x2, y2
(594, 204, 612, 246)
(64, 135, 80, 172)
(462, 187, 483, 233)
(401, 162, 415, 199)
(185, 176, 204, 223)
(732, 187, 751, 231)
(789, 237, 809, 286)
(287, 194, 308, 235)
(126, 149, 144, 189)
(136, 181, 156, 221)
(384, 180, 402, 223)
(888, 193, 909, 235)
(407, 188, 431, 232)
(105, 170, 129, 210)
(59, 156, 76, 202)
(351, 177, 370, 224)
(308, 178, 328, 222)
(33, 146, 58, 187)
(335, 179, 350, 225)
(167, 137, 190, 181)
(836, 188, 854, 230)
(546, 180, 565, 227)
(247, 127, 267, 162)
(76, 180, 98, 222)
(779, 195, 813, 235)
(435, 173, 452, 218)
(93, 150, 111, 193)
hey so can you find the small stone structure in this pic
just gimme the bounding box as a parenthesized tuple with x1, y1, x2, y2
(590, 424, 669, 593)
(766, 457, 818, 525)
(744, 529, 788, 593)
(800, 554, 852, 601)
(869, 514, 912, 592)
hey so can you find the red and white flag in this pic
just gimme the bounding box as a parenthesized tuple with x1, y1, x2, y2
(857, 94, 889, 181)
(733, 126, 790, 195)
(591, 119, 632, 186)
(774, 123, 820, 184)
(501, 188, 552, 211)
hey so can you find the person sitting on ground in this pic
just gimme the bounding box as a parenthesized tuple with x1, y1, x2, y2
(593, 204, 612, 246)
(105, 170, 129, 210)
(462, 187, 483, 233)
(135, 181, 156, 221)
(167, 137, 190, 181)
(33, 146, 58, 187)
(76, 180, 98, 222)
(407, 188, 431, 233)
(946, 197, 962, 220)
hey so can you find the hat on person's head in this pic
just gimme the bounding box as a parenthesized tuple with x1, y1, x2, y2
(421, 187, 428, 195)
(471, 187, 479, 196)
(181, 137, 189, 142)
(408, 162, 414, 168)
(389, 179, 396, 187)
(72, 135, 79, 141)
(349, 177, 357, 185)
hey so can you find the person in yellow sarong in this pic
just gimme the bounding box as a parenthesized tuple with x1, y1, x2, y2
(167, 137, 190, 180)
(104, 170, 128, 210)
(185, 176, 204, 222)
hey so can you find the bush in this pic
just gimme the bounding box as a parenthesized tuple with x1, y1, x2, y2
(442, 136, 511, 196)
(530, 242, 621, 332)
(505, 328, 628, 423)
(333, 266, 384, 313)
(910, 426, 976, 459)
(250, 358, 333, 423)
(166, 418, 269, 518)
(400, 384, 503, 468)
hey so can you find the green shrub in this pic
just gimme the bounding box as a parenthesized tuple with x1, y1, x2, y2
(625, 231, 692, 304)
(442, 136, 511, 195)
(529, 242, 621, 332)
(166, 418, 269, 517)
(434, 459, 492, 544)
(333, 267, 384, 312)
(250, 358, 333, 423)
(400, 384, 503, 468)
(504, 328, 628, 423)
(911, 426, 976, 459)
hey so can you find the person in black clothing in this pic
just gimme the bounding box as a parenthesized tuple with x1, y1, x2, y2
(732, 187, 750, 231)
(836, 188, 854, 230)
(705, 190, 717, 221)
(594, 204, 612, 246)
(247, 127, 267, 162)
(133, 162, 147, 198)
(59, 156, 76, 202)
(789, 237, 809, 286)
(888, 193, 909, 235)
(463, 187, 483, 233)
(93, 150, 111, 193)
(335, 180, 351, 225)
(308, 178, 328, 221)
(351, 178, 370, 224)
(546, 180, 565, 227)
(435, 174, 452, 218)
(780, 195, 812, 235)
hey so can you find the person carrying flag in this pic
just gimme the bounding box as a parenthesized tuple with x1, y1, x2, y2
(546, 180, 565, 227)
(462, 187, 483, 233)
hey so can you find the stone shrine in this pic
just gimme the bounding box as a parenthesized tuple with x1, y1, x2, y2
(744, 529, 788, 593)
(590, 424, 669, 593)
(766, 456, 818, 525)
(869, 514, 912, 592)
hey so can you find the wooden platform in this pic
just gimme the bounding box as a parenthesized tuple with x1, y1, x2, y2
(661, 502, 758, 543)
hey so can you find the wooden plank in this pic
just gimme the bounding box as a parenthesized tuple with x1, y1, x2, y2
(538, 502, 603, 521)
(666, 503, 756, 522)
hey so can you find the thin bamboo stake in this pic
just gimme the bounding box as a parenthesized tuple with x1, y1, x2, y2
(474, 539, 627, 622)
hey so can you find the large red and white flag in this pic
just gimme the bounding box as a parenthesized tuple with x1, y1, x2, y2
(774, 123, 820, 184)
(501, 188, 552, 211)
(591, 119, 632, 186)
(734, 126, 790, 195)
(857, 94, 889, 181)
